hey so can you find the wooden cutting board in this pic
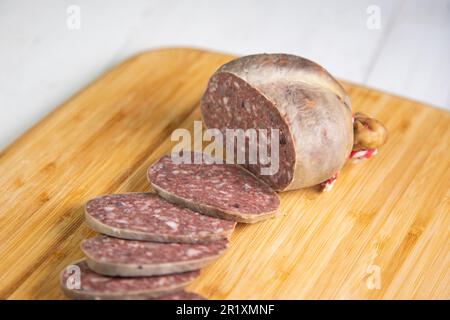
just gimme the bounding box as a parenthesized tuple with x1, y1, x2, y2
(0, 48, 448, 300)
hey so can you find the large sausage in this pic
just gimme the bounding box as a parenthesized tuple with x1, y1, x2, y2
(154, 291, 206, 300)
(201, 54, 353, 191)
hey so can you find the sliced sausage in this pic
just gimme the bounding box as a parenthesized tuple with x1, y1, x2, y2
(85, 192, 235, 243)
(60, 259, 199, 300)
(201, 53, 353, 191)
(148, 153, 280, 223)
(81, 235, 228, 277)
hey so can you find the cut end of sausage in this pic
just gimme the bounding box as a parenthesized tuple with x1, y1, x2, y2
(201, 72, 296, 190)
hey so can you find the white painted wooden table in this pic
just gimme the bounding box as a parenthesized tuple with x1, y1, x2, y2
(0, 0, 449, 150)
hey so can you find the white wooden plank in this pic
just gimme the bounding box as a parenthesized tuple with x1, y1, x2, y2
(0, 0, 448, 150)
(114, 0, 398, 82)
(365, 0, 450, 109)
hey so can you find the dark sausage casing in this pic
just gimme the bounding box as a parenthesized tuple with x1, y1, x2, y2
(201, 54, 353, 191)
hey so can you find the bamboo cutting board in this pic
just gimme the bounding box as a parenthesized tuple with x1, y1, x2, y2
(0, 48, 448, 300)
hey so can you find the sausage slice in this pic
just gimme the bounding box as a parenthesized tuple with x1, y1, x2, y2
(60, 259, 200, 300)
(148, 153, 280, 223)
(81, 236, 228, 277)
(85, 193, 235, 243)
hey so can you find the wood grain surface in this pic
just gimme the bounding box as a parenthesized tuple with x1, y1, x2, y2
(0, 48, 448, 300)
